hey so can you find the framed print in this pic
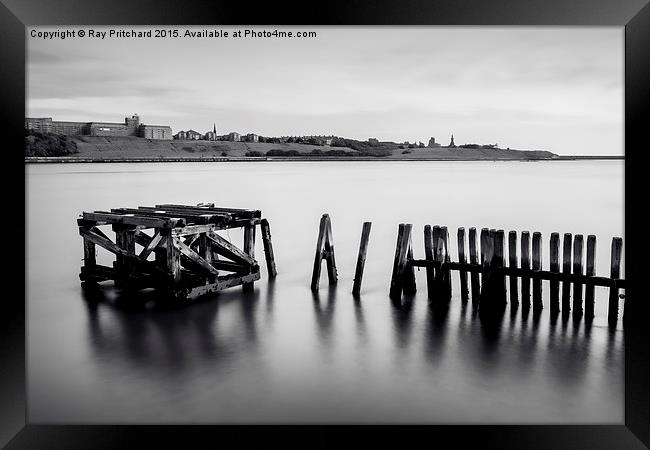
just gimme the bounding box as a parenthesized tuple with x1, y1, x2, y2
(2, 0, 649, 447)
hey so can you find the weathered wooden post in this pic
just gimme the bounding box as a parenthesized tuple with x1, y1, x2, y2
(403, 229, 417, 296)
(424, 225, 436, 301)
(494, 230, 507, 305)
(480, 230, 495, 305)
(311, 214, 338, 292)
(260, 218, 277, 278)
(114, 224, 136, 288)
(532, 232, 543, 310)
(572, 234, 584, 317)
(562, 233, 572, 313)
(608, 237, 623, 326)
(549, 232, 560, 313)
(352, 222, 372, 296)
(457, 227, 469, 303)
(469, 227, 481, 302)
(243, 220, 256, 291)
(520, 231, 531, 307)
(585, 235, 597, 319)
(508, 231, 518, 306)
(440, 226, 452, 299)
(389, 223, 412, 300)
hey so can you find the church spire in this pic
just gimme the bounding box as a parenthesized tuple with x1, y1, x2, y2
(213, 123, 217, 134)
(449, 134, 455, 148)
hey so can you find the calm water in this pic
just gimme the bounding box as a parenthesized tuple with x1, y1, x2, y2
(26, 161, 624, 423)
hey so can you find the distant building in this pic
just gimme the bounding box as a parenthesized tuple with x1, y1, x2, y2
(448, 134, 456, 148)
(228, 132, 241, 142)
(368, 138, 379, 144)
(428, 137, 441, 148)
(245, 133, 259, 143)
(25, 114, 172, 140)
(204, 131, 217, 141)
(185, 129, 202, 140)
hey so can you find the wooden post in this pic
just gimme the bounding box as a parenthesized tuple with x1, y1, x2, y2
(432, 225, 442, 298)
(562, 233, 572, 313)
(311, 214, 337, 291)
(198, 232, 215, 282)
(260, 218, 277, 278)
(440, 226, 451, 299)
(457, 227, 469, 303)
(494, 230, 507, 305)
(520, 231, 531, 307)
(572, 234, 584, 317)
(585, 235, 597, 320)
(508, 231, 518, 307)
(324, 215, 337, 286)
(424, 225, 435, 301)
(352, 222, 372, 296)
(389, 223, 411, 300)
(403, 229, 416, 296)
(469, 227, 480, 302)
(480, 228, 489, 265)
(165, 231, 181, 285)
(480, 230, 495, 304)
(114, 225, 136, 288)
(532, 232, 542, 310)
(243, 220, 256, 291)
(549, 232, 560, 313)
(608, 237, 623, 326)
(83, 237, 96, 268)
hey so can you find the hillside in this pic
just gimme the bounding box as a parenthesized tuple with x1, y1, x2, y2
(27, 136, 558, 160)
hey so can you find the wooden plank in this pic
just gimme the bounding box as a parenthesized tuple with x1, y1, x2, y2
(155, 204, 261, 219)
(532, 232, 542, 310)
(183, 233, 201, 248)
(457, 227, 469, 303)
(324, 214, 338, 286)
(139, 231, 163, 260)
(166, 234, 181, 283)
(211, 259, 246, 272)
(311, 214, 329, 292)
(521, 231, 531, 307)
(173, 238, 219, 277)
(585, 235, 597, 320)
(83, 238, 96, 267)
(508, 231, 518, 306)
(112, 207, 225, 225)
(468, 227, 480, 302)
(173, 224, 216, 237)
(83, 211, 182, 228)
(182, 271, 261, 300)
(608, 237, 623, 326)
(389, 224, 408, 300)
(572, 234, 584, 317)
(207, 230, 256, 266)
(352, 222, 372, 296)
(562, 233, 572, 312)
(243, 221, 256, 290)
(549, 232, 560, 313)
(260, 218, 277, 278)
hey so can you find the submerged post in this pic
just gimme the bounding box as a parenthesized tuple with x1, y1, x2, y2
(520, 231, 531, 308)
(572, 234, 584, 318)
(389, 223, 412, 300)
(468, 227, 481, 302)
(608, 237, 623, 326)
(243, 220, 256, 291)
(424, 225, 435, 301)
(440, 226, 452, 299)
(585, 235, 597, 320)
(311, 214, 338, 291)
(494, 230, 507, 305)
(508, 231, 518, 307)
(457, 227, 469, 303)
(260, 218, 277, 278)
(352, 222, 372, 296)
(562, 233, 573, 313)
(549, 232, 560, 313)
(532, 232, 543, 311)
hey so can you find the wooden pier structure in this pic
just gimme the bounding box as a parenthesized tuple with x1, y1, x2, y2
(390, 224, 625, 324)
(78, 203, 277, 301)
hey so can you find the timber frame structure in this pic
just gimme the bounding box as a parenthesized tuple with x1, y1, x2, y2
(78, 203, 277, 301)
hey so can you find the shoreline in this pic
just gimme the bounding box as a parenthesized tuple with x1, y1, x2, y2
(25, 155, 624, 163)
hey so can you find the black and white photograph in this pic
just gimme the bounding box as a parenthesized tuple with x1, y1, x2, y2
(4, 2, 648, 444)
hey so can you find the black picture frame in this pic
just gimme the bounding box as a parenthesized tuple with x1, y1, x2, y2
(3, 0, 648, 447)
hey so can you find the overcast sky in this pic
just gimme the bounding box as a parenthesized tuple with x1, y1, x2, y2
(27, 26, 623, 155)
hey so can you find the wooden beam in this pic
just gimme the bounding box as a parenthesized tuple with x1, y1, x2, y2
(139, 231, 163, 260)
(82, 211, 182, 228)
(173, 238, 219, 277)
(207, 230, 256, 267)
(243, 221, 256, 290)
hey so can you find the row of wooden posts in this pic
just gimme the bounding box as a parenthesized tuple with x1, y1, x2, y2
(311, 214, 625, 325)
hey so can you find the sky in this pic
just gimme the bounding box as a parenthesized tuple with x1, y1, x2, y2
(27, 26, 623, 155)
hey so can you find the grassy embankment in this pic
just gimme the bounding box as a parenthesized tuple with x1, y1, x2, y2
(25, 135, 559, 160)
